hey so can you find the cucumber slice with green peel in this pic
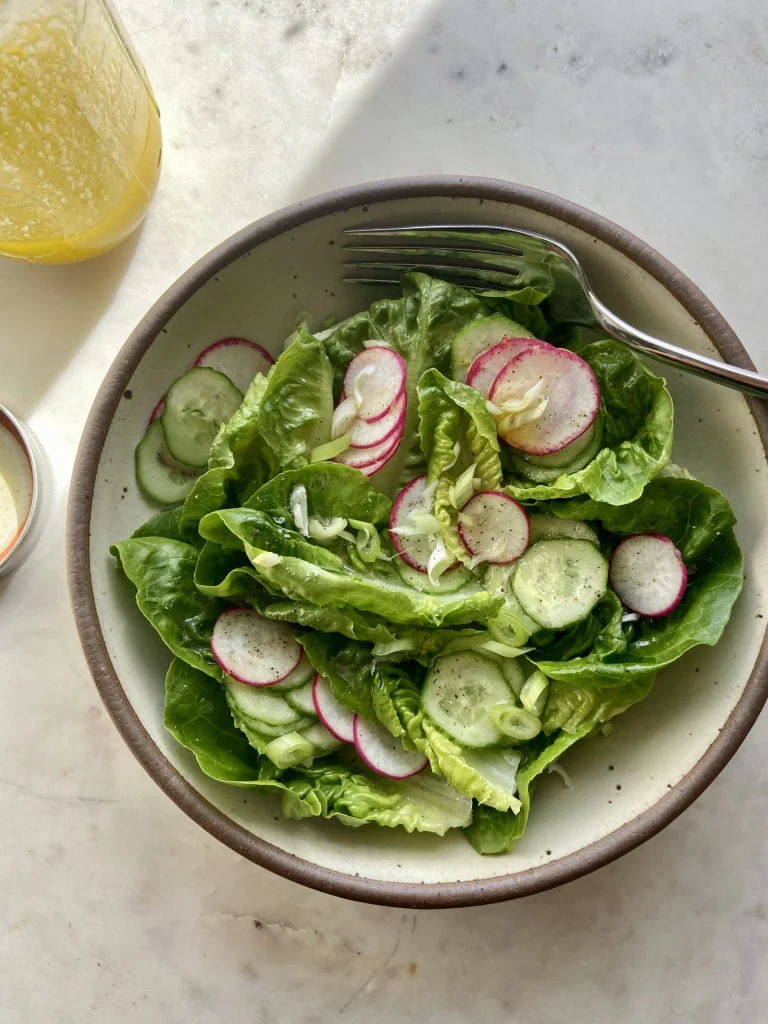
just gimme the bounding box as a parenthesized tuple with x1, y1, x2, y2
(285, 680, 317, 717)
(225, 679, 306, 726)
(135, 420, 202, 504)
(507, 416, 603, 483)
(422, 651, 515, 748)
(513, 538, 608, 629)
(451, 315, 535, 382)
(236, 713, 315, 738)
(300, 722, 344, 755)
(162, 366, 243, 467)
(528, 514, 600, 546)
(268, 653, 316, 692)
(395, 560, 473, 594)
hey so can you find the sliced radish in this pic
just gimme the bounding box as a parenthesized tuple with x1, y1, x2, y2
(149, 397, 165, 424)
(353, 715, 428, 779)
(195, 337, 274, 395)
(210, 608, 302, 685)
(349, 394, 406, 449)
(389, 475, 438, 573)
(490, 346, 600, 456)
(467, 337, 545, 398)
(609, 534, 688, 618)
(457, 491, 530, 565)
(344, 347, 406, 424)
(360, 435, 404, 477)
(312, 673, 355, 743)
(333, 426, 403, 470)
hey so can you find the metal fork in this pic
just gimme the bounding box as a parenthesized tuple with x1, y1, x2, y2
(342, 224, 768, 400)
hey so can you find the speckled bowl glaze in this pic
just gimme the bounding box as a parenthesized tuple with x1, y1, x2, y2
(67, 178, 768, 908)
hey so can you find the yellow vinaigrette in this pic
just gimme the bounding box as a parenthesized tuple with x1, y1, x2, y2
(0, 0, 161, 263)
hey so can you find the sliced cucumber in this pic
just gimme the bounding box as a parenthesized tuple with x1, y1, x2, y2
(508, 416, 603, 483)
(451, 315, 535, 382)
(528, 514, 599, 546)
(395, 560, 473, 594)
(513, 538, 608, 629)
(135, 420, 201, 504)
(268, 653, 316, 692)
(225, 679, 305, 726)
(422, 651, 515, 748)
(162, 366, 243, 467)
(237, 714, 314, 738)
(285, 680, 317, 717)
(300, 722, 344, 755)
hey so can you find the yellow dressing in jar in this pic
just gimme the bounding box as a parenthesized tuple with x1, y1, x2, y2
(0, 0, 161, 263)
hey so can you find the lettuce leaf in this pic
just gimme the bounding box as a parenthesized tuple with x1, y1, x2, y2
(504, 340, 673, 505)
(111, 536, 223, 679)
(463, 727, 592, 854)
(418, 368, 502, 564)
(258, 329, 334, 470)
(200, 506, 501, 627)
(532, 477, 743, 733)
(245, 462, 391, 525)
(163, 660, 470, 835)
(179, 374, 275, 536)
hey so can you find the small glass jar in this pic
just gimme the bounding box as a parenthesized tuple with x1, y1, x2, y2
(0, 0, 162, 263)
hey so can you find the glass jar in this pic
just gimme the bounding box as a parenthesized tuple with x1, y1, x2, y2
(0, 0, 161, 263)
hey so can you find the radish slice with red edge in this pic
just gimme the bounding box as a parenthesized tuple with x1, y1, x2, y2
(149, 397, 165, 424)
(333, 425, 403, 470)
(609, 534, 688, 617)
(467, 337, 546, 398)
(490, 346, 600, 456)
(389, 474, 456, 574)
(195, 337, 274, 395)
(312, 673, 355, 743)
(353, 715, 428, 779)
(349, 394, 406, 449)
(210, 608, 302, 685)
(457, 491, 530, 565)
(344, 347, 406, 423)
(359, 434, 404, 477)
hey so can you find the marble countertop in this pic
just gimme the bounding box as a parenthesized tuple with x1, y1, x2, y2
(2, 0, 768, 1020)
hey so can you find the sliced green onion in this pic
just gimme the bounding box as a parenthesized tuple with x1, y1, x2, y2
(519, 669, 550, 718)
(490, 703, 541, 741)
(310, 434, 351, 462)
(410, 511, 442, 534)
(290, 484, 309, 536)
(427, 537, 453, 584)
(442, 441, 461, 473)
(372, 638, 417, 657)
(450, 462, 478, 510)
(547, 762, 572, 787)
(308, 515, 348, 541)
(264, 732, 314, 769)
(331, 398, 358, 439)
(487, 608, 531, 648)
(348, 519, 381, 563)
(481, 640, 531, 659)
(601, 722, 615, 737)
(254, 551, 281, 568)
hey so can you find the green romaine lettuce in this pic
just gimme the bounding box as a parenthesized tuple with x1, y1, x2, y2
(111, 536, 223, 679)
(504, 340, 673, 505)
(200, 506, 501, 627)
(418, 368, 502, 564)
(257, 329, 334, 470)
(463, 727, 592, 854)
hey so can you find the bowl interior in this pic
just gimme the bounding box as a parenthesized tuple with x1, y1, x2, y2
(85, 189, 768, 894)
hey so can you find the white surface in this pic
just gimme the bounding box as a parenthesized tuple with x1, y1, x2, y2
(1, 0, 768, 1019)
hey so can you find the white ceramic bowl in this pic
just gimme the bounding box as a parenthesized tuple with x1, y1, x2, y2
(67, 178, 768, 907)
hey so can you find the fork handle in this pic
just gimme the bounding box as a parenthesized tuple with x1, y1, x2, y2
(592, 298, 768, 400)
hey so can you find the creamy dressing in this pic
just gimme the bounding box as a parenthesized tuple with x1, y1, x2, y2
(0, 427, 32, 559)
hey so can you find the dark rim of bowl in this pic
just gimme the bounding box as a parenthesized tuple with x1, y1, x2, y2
(67, 176, 768, 909)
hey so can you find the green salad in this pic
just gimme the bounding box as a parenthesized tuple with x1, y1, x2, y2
(113, 273, 743, 854)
